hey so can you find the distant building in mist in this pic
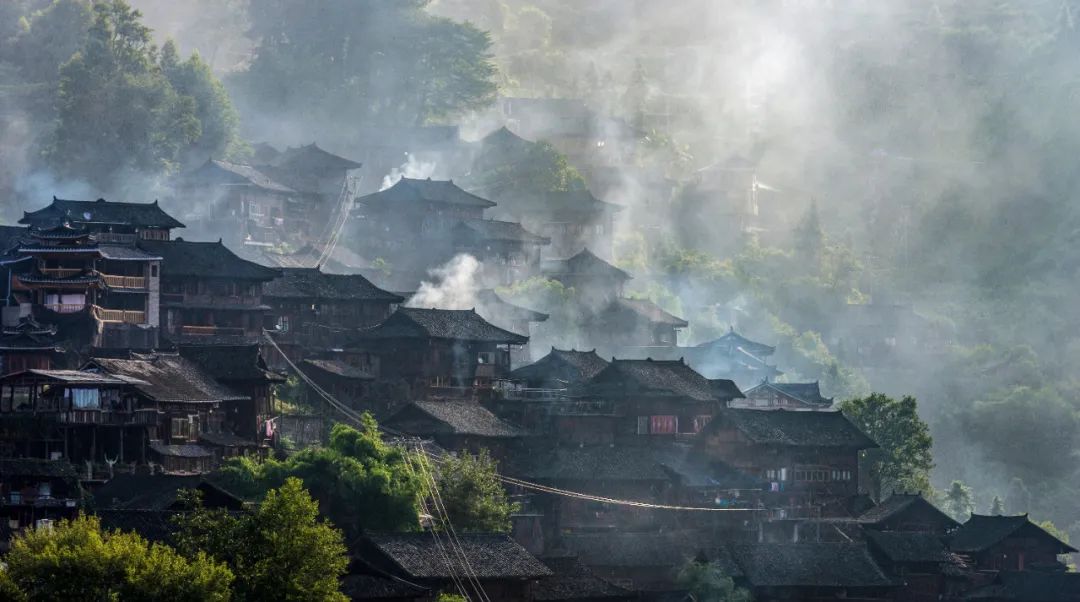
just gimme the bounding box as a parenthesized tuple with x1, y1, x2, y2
(680, 327, 782, 389)
(737, 379, 833, 411)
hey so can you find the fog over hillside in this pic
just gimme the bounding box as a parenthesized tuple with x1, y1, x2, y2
(4, 0, 1080, 546)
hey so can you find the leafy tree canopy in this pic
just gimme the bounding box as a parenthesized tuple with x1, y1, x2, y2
(232, 0, 497, 131)
(427, 449, 518, 533)
(46, 0, 241, 191)
(175, 478, 349, 602)
(943, 480, 975, 522)
(215, 416, 423, 536)
(5, 514, 232, 601)
(676, 558, 752, 602)
(841, 393, 934, 501)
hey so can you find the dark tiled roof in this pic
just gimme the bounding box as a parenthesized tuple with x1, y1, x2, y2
(477, 290, 549, 323)
(20, 198, 185, 229)
(96, 509, 178, 543)
(0, 316, 62, 351)
(694, 328, 775, 357)
(720, 409, 878, 449)
(966, 572, 1080, 601)
(339, 574, 429, 599)
(744, 381, 832, 406)
(455, 219, 549, 244)
(604, 297, 687, 327)
(534, 556, 634, 601)
(199, 431, 257, 448)
(192, 159, 295, 193)
(522, 445, 673, 482)
(97, 245, 162, 260)
(389, 401, 525, 438)
(90, 354, 247, 403)
(360, 178, 496, 209)
(727, 543, 895, 588)
(510, 348, 609, 384)
(582, 358, 736, 402)
(542, 249, 630, 281)
(178, 344, 285, 383)
(0, 458, 77, 478)
(557, 531, 707, 568)
(514, 190, 623, 216)
(269, 143, 362, 172)
(857, 494, 958, 528)
(93, 474, 242, 510)
(950, 514, 1078, 554)
(865, 530, 951, 563)
(149, 442, 214, 458)
(263, 267, 402, 302)
(364, 532, 552, 579)
(303, 359, 374, 380)
(0, 225, 28, 253)
(14, 369, 143, 385)
(358, 308, 528, 344)
(139, 238, 280, 281)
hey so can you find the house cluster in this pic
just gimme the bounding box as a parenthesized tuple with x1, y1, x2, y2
(0, 119, 1071, 600)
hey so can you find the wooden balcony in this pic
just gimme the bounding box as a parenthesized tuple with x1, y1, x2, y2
(100, 274, 146, 289)
(42, 303, 87, 314)
(56, 409, 157, 425)
(92, 305, 146, 324)
(180, 325, 246, 337)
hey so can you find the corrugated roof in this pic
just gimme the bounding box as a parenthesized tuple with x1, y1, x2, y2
(149, 442, 214, 458)
(744, 381, 832, 406)
(17, 369, 144, 385)
(98, 245, 162, 261)
(534, 556, 633, 601)
(358, 308, 528, 345)
(857, 494, 958, 528)
(365, 532, 552, 579)
(197, 159, 296, 193)
(694, 328, 776, 357)
(178, 344, 285, 384)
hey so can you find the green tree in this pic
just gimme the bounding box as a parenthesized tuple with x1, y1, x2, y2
(233, 0, 497, 130)
(943, 480, 975, 522)
(5, 514, 232, 601)
(989, 495, 1005, 516)
(676, 558, 751, 602)
(436, 594, 467, 602)
(175, 478, 348, 602)
(159, 39, 245, 167)
(840, 393, 934, 501)
(465, 137, 586, 201)
(47, 0, 239, 191)
(7, 0, 93, 87)
(215, 416, 423, 535)
(429, 449, 518, 533)
(1035, 520, 1070, 545)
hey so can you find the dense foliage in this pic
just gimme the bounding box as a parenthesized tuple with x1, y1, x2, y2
(215, 417, 423, 536)
(676, 558, 752, 602)
(230, 0, 497, 133)
(174, 478, 349, 602)
(428, 449, 519, 533)
(4, 514, 232, 601)
(840, 393, 934, 501)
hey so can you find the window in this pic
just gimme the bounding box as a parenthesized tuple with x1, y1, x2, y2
(477, 352, 495, 365)
(69, 388, 101, 410)
(171, 416, 198, 440)
(150, 264, 158, 277)
(649, 415, 677, 434)
(693, 415, 712, 432)
(277, 316, 290, 332)
(636, 416, 649, 435)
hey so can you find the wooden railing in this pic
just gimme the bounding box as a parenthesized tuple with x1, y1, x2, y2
(92, 305, 146, 324)
(181, 325, 246, 337)
(40, 268, 83, 278)
(42, 303, 86, 314)
(100, 274, 146, 289)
